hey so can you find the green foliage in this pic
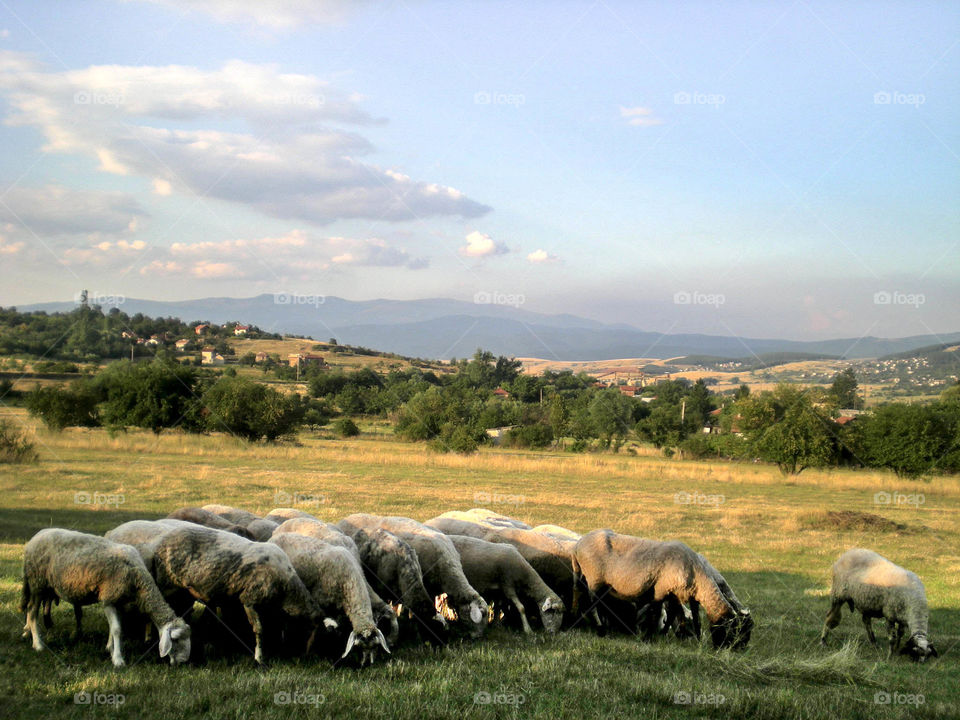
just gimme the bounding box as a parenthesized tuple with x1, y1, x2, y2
(863, 403, 956, 478)
(0, 419, 37, 463)
(829, 368, 863, 409)
(25, 383, 101, 431)
(679, 432, 713, 459)
(588, 389, 634, 450)
(333, 417, 360, 437)
(95, 359, 200, 434)
(503, 424, 553, 449)
(202, 376, 303, 442)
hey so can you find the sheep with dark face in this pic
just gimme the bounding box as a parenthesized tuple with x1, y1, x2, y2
(166, 507, 256, 539)
(571, 530, 752, 650)
(200, 504, 279, 541)
(271, 518, 399, 645)
(447, 534, 564, 634)
(339, 514, 489, 639)
(820, 549, 937, 662)
(107, 519, 321, 664)
(21, 528, 191, 667)
(269, 533, 390, 665)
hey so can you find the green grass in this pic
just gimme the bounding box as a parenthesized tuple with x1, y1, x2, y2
(1, 407, 957, 719)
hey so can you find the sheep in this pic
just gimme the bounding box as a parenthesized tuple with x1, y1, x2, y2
(268, 533, 390, 665)
(819, 549, 937, 662)
(531, 524, 581, 541)
(271, 518, 399, 645)
(425, 515, 578, 617)
(21, 528, 191, 667)
(339, 514, 489, 638)
(571, 530, 753, 649)
(166, 507, 256, 540)
(107, 519, 322, 664)
(339, 525, 448, 643)
(445, 508, 532, 530)
(200, 504, 279, 541)
(263, 507, 318, 525)
(447, 534, 564, 634)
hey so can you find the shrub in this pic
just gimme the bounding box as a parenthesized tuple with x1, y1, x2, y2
(0, 420, 37, 463)
(334, 417, 360, 437)
(25, 383, 100, 430)
(202, 376, 303, 441)
(679, 433, 713, 459)
(503, 424, 553, 449)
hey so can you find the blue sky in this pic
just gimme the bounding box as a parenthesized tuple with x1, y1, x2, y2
(0, 0, 956, 341)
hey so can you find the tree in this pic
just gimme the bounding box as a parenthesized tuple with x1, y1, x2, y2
(588, 389, 634, 450)
(863, 403, 954, 478)
(95, 359, 200, 434)
(26, 383, 100, 430)
(202, 376, 303, 441)
(829, 368, 863, 409)
(548, 393, 569, 444)
(734, 384, 750, 401)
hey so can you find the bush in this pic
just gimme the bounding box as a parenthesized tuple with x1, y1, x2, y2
(430, 424, 479, 454)
(333, 417, 360, 437)
(25, 383, 100, 430)
(0, 420, 37, 463)
(679, 433, 713, 459)
(95, 359, 201, 434)
(503, 424, 553, 449)
(202, 376, 303, 441)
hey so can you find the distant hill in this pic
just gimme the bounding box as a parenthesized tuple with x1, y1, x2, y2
(17, 294, 960, 361)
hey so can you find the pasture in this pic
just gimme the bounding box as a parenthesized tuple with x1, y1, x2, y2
(1, 406, 957, 719)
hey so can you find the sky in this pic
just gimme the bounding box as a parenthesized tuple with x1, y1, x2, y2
(0, 0, 957, 342)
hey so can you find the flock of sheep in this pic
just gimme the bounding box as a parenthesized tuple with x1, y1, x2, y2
(20, 505, 938, 669)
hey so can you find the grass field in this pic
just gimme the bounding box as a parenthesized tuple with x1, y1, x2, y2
(1, 406, 957, 719)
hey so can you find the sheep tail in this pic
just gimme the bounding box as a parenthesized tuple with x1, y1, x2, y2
(19, 573, 30, 613)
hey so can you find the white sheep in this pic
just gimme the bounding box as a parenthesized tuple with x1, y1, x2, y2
(166, 507, 256, 539)
(571, 530, 753, 649)
(263, 507, 319, 524)
(531, 524, 581, 541)
(21, 528, 191, 667)
(269, 532, 390, 665)
(820, 548, 938, 662)
(447, 534, 564, 634)
(339, 514, 489, 638)
(200, 504, 279, 541)
(445, 508, 532, 529)
(107, 519, 321, 664)
(271, 518, 399, 645)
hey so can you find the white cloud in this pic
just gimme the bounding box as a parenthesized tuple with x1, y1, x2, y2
(0, 185, 146, 238)
(527, 248, 558, 264)
(129, 0, 368, 29)
(0, 235, 24, 255)
(0, 53, 491, 225)
(152, 178, 173, 196)
(63, 238, 149, 266)
(460, 230, 508, 258)
(620, 105, 663, 127)
(191, 260, 239, 278)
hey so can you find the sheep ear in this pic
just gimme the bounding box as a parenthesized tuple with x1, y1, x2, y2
(323, 618, 339, 630)
(158, 624, 172, 658)
(375, 628, 391, 654)
(542, 598, 551, 611)
(470, 605, 483, 624)
(341, 631, 357, 659)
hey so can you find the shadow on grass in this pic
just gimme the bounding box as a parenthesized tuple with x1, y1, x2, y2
(0, 506, 167, 544)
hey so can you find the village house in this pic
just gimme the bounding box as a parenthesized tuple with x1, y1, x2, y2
(175, 339, 190, 350)
(233, 324, 250, 336)
(201, 347, 225, 366)
(288, 353, 326, 369)
(194, 324, 210, 336)
(255, 351, 269, 363)
(492, 387, 511, 399)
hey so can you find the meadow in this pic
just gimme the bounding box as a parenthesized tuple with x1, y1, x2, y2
(0, 406, 957, 719)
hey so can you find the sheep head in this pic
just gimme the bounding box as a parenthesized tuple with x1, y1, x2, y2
(158, 619, 192, 665)
(341, 627, 390, 666)
(456, 598, 489, 638)
(710, 609, 753, 650)
(539, 596, 565, 634)
(900, 634, 938, 663)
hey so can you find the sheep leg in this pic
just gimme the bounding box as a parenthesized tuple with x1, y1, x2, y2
(819, 598, 843, 645)
(42, 598, 54, 629)
(688, 599, 702, 640)
(503, 588, 532, 634)
(244, 606, 264, 664)
(861, 614, 876, 645)
(887, 621, 902, 658)
(103, 605, 125, 667)
(25, 599, 46, 651)
(71, 605, 83, 643)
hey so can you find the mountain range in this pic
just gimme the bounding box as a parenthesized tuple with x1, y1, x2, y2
(17, 294, 960, 361)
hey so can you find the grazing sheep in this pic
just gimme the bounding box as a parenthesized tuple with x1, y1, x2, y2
(263, 508, 319, 525)
(268, 533, 390, 665)
(340, 526, 448, 643)
(425, 515, 578, 617)
(107, 519, 321, 664)
(166, 507, 256, 540)
(339, 514, 489, 638)
(532, 524, 581, 541)
(271, 519, 399, 645)
(820, 549, 937, 662)
(21, 529, 191, 667)
(447, 534, 564, 634)
(446, 508, 532, 530)
(200, 504, 279, 541)
(571, 530, 753, 649)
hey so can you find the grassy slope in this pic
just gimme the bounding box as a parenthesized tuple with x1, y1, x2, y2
(0, 408, 957, 719)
